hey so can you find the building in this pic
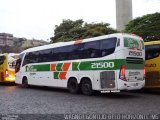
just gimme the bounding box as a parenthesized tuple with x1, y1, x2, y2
(0, 33, 14, 46)
(116, 0, 133, 31)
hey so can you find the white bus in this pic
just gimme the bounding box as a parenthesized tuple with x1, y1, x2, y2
(15, 33, 145, 95)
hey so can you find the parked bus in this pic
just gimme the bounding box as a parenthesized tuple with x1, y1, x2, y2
(145, 40, 160, 88)
(15, 33, 145, 95)
(0, 53, 18, 82)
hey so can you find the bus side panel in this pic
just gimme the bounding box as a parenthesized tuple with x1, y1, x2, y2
(32, 71, 58, 87)
(145, 57, 160, 88)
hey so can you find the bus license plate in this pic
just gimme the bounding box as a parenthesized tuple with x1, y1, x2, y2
(133, 83, 138, 86)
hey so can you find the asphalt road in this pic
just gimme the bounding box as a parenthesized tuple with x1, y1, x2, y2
(0, 84, 160, 119)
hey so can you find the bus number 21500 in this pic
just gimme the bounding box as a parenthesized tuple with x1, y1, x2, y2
(91, 62, 114, 69)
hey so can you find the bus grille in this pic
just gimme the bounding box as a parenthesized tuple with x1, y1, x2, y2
(100, 71, 115, 89)
(126, 57, 143, 64)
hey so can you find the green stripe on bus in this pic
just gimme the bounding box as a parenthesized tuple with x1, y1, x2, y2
(36, 64, 50, 71)
(54, 72, 59, 79)
(26, 64, 50, 72)
(72, 59, 144, 71)
(56, 63, 63, 71)
(26, 59, 144, 72)
(126, 63, 144, 69)
(72, 62, 80, 71)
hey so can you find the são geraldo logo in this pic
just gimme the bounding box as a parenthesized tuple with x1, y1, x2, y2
(26, 65, 36, 72)
(127, 38, 143, 51)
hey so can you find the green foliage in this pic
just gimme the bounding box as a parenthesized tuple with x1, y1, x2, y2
(51, 19, 117, 43)
(125, 12, 160, 41)
(83, 23, 117, 38)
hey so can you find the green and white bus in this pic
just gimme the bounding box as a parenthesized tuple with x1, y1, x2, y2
(15, 33, 145, 95)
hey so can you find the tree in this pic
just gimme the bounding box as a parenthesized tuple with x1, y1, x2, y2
(51, 19, 117, 43)
(83, 23, 117, 39)
(125, 12, 160, 41)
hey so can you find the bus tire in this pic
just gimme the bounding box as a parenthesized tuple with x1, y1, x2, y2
(67, 78, 79, 94)
(22, 77, 28, 88)
(80, 78, 93, 96)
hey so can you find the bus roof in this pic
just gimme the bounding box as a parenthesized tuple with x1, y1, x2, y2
(21, 33, 142, 54)
(145, 40, 160, 46)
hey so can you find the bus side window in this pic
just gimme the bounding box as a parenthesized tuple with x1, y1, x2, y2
(83, 41, 100, 58)
(53, 47, 65, 61)
(64, 45, 74, 60)
(39, 49, 53, 62)
(146, 50, 160, 60)
(100, 37, 117, 57)
(33, 51, 40, 63)
(145, 52, 150, 60)
(72, 43, 85, 60)
(153, 52, 159, 58)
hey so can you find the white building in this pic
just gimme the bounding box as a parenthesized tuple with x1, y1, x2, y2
(0, 33, 14, 46)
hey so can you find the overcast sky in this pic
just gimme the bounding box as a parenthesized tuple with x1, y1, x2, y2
(0, 0, 160, 40)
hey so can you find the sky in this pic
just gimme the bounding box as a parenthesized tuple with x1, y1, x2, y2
(0, 0, 160, 41)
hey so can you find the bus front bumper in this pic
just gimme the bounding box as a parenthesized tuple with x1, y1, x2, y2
(5, 76, 15, 82)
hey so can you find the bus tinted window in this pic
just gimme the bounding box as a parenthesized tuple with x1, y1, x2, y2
(83, 40, 100, 58)
(22, 37, 117, 65)
(39, 49, 52, 62)
(145, 44, 160, 60)
(63, 45, 75, 60)
(0, 56, 6, 65)
(53, 46, 71, 61)
(100, 37, 117, 57)
(71, 43, 85, 60)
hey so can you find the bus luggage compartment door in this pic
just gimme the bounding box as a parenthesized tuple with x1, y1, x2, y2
(100, 71, 115, 89)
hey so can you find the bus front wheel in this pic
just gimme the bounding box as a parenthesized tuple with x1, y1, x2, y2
(81, 79, 93, 96)
(22, 77, 28, 88)
(67, 78, 79, 94)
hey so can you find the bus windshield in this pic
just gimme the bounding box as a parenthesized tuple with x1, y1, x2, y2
(8, 54, 19, 69)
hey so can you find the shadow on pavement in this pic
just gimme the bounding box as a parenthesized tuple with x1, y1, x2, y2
(0, 82, 16, 86)
(129, 88, 160, 95)
(16, 85, 140, 99)
(0, 83, 143, 99)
